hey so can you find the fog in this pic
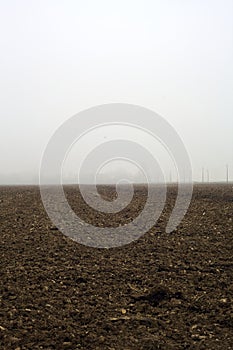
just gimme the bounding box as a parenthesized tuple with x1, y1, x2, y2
(0, 0, 232, 184)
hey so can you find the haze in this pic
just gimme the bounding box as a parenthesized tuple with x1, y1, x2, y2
(0, 0, 232, 184)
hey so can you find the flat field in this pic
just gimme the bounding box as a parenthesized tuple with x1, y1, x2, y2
(0, 184, 232, 349)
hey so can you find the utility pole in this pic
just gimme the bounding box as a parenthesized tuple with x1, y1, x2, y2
(226, 164, 229, 184)
(206, 169, 209, 183)
(202, 167, 204, 183)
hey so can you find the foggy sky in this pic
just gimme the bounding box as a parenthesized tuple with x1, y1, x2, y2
(0, 0, 232, 184)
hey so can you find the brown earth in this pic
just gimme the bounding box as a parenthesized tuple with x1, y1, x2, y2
(0, 184, 233, 349)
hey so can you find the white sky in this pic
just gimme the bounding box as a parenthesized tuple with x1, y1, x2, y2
(0, 0, 232, 183)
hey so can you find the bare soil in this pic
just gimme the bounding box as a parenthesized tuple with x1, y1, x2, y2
(0, 184, 233, 349)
